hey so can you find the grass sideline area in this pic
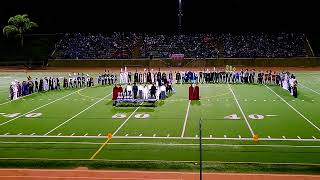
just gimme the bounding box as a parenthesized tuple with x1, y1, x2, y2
(0, 70, 320, 173)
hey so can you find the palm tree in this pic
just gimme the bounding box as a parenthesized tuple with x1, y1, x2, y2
(3, 14, 38, 47)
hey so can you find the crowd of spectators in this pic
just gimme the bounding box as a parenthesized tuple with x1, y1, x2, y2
(52, 32, 308, 59)
(222, 33, 307, 58)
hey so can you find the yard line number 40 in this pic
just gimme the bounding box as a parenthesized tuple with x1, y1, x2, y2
(0, 112, 42, 118)
(224, 114, 265, 120)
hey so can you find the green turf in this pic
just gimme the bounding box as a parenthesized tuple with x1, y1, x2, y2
(1, 71, 320, 172)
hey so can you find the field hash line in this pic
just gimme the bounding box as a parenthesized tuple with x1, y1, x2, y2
(181, 100, 191, 137)
(264, 85, 320, 132)
(44, 92, 112, 136)
(228, 83, 254, 136)
(0, 88, 86, 128)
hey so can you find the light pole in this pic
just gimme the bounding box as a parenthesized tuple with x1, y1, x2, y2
(178, 0, 183, 32)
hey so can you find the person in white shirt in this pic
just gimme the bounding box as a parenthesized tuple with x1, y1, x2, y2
(160, 85, 166, 99)
(126, 83, 132, 97)
(143, 85, 149, 100)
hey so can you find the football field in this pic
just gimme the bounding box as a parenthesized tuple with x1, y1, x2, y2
(0, 71, 320, 165)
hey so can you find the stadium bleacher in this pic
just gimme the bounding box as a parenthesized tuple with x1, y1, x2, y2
(51, 32, 308, 59)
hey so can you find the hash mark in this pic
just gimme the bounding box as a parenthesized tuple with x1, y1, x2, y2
(297, 136, 301, 139)
(71, 133, 75, 136)
(210, 135, 212, 138)
(238, 135, 241, 139)
(167, 134, 170, 137)
(312, 136, 317, 139)
(153, 134, 156, 137)
(125, 134, 129, 136)
(273, 100, 276, 101)
(17, 133, 22, 135)
(139, 134, 142, 136)
(30, 133, 35, 136)
(224, 135, 227, 138)
(282, 136, 286, 139)
(84, 133, 88, 136)
(268, 136, 271, 139)
(98, 133, 101, 136)
(57, 133, 62, 136)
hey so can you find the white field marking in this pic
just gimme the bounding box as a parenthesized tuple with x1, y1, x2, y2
(224, 135, 227, 138)
(48, 99, 51, 100)
(4, 133, 9, 135)
(297, 136, 301, 139)
(30, 133, 35, 136)
(17, 133, 22, 135)
(125, 134, 128, 136)
(39, 99, 43, 100)
(112, 104, 142, 136)
(57, 133, 62, 136)
(181, 100, 191, 137)
(71, 133, 75, 136)
(167, 134, 170, 137)
(244, 99, 247, 101)
(292, 100, 295, 101)
(0, 89, 85, 128)
(268, 136, 271, 139)
(1, 134, 320, 141)
(273, 100, 276, 101)
(238, 135, 241, 139)
(84, 133, 88, 136)
(312, 100, 315, 101)
(282, 136, 286, 139)
(44, 92, 112, 135)
(153, 134, 156, 137)
(228, 83, 254, 136)
(195, 135, 198, 138)
(264, 85, 320, 132)
(2, 141, 320, 150)
(300, 83, 320, 95)
(210, 135, 212, 138)
(266, 115, 278, 117)
(302, 100, 305, 101)
(139, 134, 142, 136)
(264, 100, 266, 101)
(254, 100, 257, 102)
(98, 134, 101, 136)
(313, 136, 317, 139)
(0, 113, 5, 115)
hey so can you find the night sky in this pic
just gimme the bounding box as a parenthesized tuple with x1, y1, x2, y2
(0, 0, 319, 33)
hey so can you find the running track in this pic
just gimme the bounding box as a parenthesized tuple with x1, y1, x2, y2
(0, 169, 319, 180)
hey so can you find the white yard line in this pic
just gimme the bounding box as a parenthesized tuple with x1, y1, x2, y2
(0, 134, 320, 141)
(112, 104, 142, 136)
(228, 83, 254, 136)
(44, 92, 112, 136)
(264, 85, 320, 132)
(181, 100, 191, 137)
(300, 83, 320, 95)
(0, 88, 85, 128)
(0, 141, 320, 148)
